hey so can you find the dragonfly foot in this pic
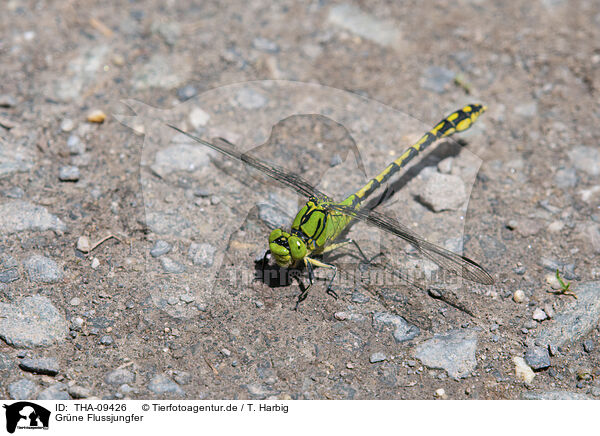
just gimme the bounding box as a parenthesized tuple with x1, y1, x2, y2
(326, 288, 339, 300)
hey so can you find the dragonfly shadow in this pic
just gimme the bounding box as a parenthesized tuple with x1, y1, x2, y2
(363, 139, 465, 211)
(253, 254, 304, 289)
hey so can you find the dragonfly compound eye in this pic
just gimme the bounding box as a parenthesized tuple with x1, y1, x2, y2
(288, 236, 307, 261)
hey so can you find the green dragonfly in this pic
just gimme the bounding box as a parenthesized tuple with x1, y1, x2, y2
(168, 104, 494, 307)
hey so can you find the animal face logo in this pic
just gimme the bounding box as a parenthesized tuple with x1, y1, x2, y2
(3, 402, 51, 433)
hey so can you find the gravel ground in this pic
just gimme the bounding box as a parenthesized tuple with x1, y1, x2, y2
(1, 0, 599, 400)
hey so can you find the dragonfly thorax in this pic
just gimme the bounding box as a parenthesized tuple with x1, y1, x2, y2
(268, 228, 308, 267)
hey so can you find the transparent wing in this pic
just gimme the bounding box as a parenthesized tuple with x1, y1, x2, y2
(328, 204, 494, 285)
(168, 124, 331, 201)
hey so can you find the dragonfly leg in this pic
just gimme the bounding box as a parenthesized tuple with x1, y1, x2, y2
(293, 260, 314, 310)
(306, 256, 338, 300)
(322, 238, 379, 265)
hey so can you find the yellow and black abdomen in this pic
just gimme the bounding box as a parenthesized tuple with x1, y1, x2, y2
(346, 104, 486, 206)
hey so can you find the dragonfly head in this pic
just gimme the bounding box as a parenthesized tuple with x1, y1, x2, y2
(268, 229, 307, 267)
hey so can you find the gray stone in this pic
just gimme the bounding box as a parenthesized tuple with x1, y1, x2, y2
(177, 84, 198, 101)
(19, 357, 60, 375)
(67, 385, 91, 399)
(583, 339, 594, 353)
(522, 390, 591, 400)
(372, 312, 420, 342)
(252, 37, 279, 53)
(58, 165, 80, 182)
(415, 330, 478, 379)
(67, 135, 85, 155)
(0, 295, 68, 347)
(554, 167, 578, 189)
(148, 374, 184, 396)
(420, 66, 456, 94)
(0, 201, 66, 235)
(524, 346, 551, 370)
(507, 218, 543, 238)
(351, 291, 369, 303)
(535, 282, 600, 350)
(188, 243, 216, 267)
(334, 311, 366, 322)
(99, 335, 114, 345)
(37, 383, 70, 400)
(160, 257, 186, 274)
(0, 268, 19, 283)
(0, 94, 17, 108)
(532, 308, 548, 321)
(568, 146, 600, 176)
(0, 138, 34, 178)
(150, 240, 171, 257)
(327, 4, 401, 47)
(418, 173, 466, 212)
(8, 378, 38, 400)
(105, 368, 135, 385)
(235, 88, 267, 109)
(369, 352, 387, 363)
(151, 143, 211, 178)
(24, 255, 63, 283)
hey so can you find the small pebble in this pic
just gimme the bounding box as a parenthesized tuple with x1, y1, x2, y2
(351, 291, 369, 303)
(583, 340, 595, 353)
(19, 357, 60, 376)
(160, 257, 185, 274)
(87, 109, 107, 123)
(59, 165, 80, 182)
(60, 118, 75, 132)
(179, 294, 195, 304)
(99, 335, 113, 345)
(67, 385, 90, 399)
(69, 297, 81, 306)
(513, 290, 526, 303)
(147, 374, 184, 395)
(67, 135, 85, 155)
(434, 388, 447, 399)
(105, 368, 135, 385)
(221, 348, 231, 357)
(150, 240, 171, 257)
(0, 94, 17, 108)
(188, 107, 210, 128)
(91, 257, 100, 269)
(532, 308, 548, 322)
(177, 84, 198, 101)
(524, 346, 551, 370)
(76, 236, 91, 252)
(513, 356, 535, 384)
(369, 352, 386, 363)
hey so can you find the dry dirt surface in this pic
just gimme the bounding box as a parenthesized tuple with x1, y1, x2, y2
(0, 0, 599, 400)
